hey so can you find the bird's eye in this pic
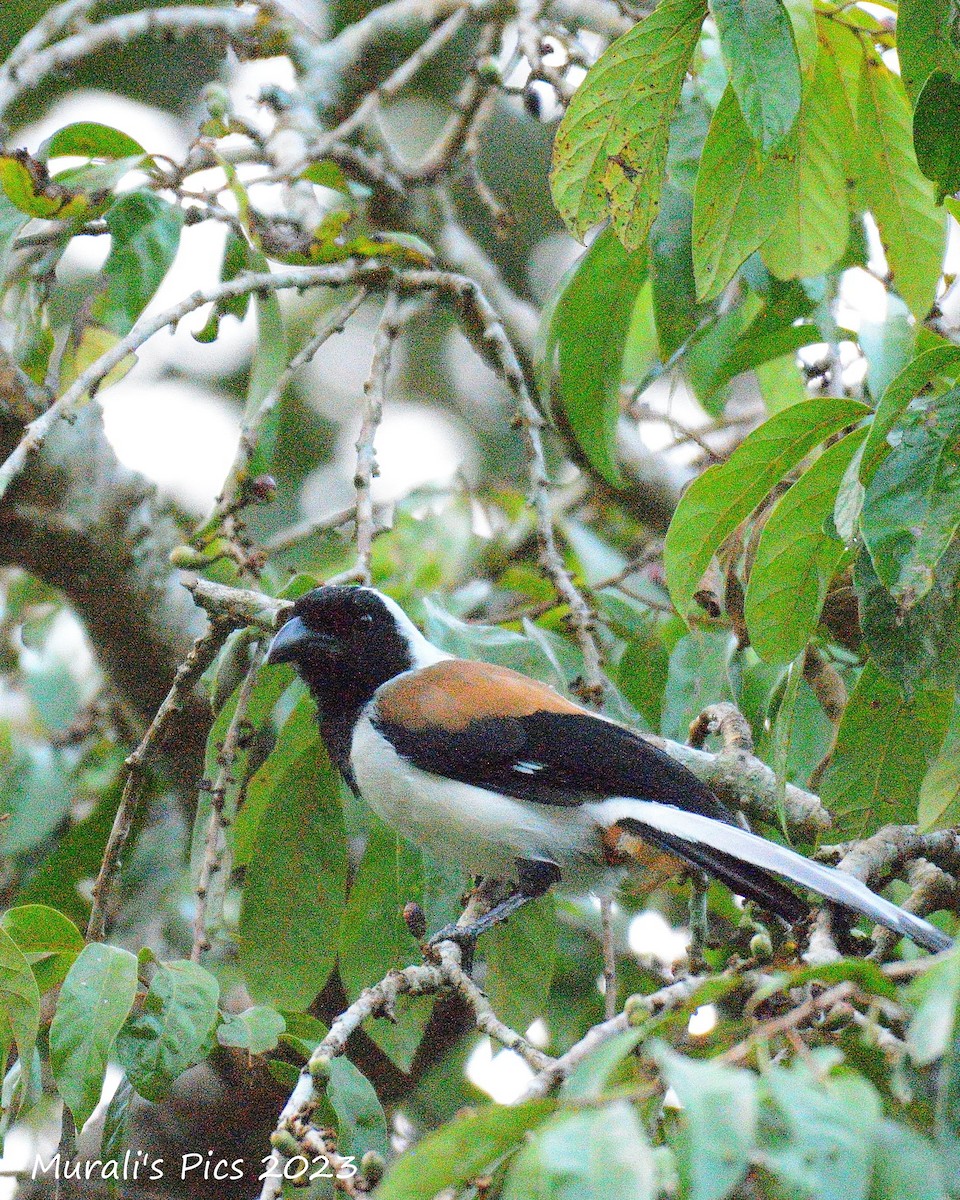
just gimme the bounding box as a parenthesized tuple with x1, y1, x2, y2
(361, 613, 374, 623)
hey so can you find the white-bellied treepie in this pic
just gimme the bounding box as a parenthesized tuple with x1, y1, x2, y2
(265, 584, 951, 955)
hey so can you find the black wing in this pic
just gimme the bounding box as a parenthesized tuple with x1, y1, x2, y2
(373, 707, 808, 923)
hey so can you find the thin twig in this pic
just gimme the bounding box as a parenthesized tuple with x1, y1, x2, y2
(191, 641, 266, 961)
(0, 7, 264, 116)
(215, 290, 368, 520)
(86, 623, 230, 942)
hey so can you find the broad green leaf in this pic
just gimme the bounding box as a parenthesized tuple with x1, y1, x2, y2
(50, 944, 138, 1130)
(0, 926, 40, 1068)
(856, 540, 960, 691)
(59, 325, 137, 394)
(783, 0, 816, 79)
(0, 743, 72, 856)
(91, 190, 184, 335)
(869, 1120, 948, 1200)
(502, 1102, 655, 1200)
(0, 905, 84, 994)
(562, 1029, 643, 1099)
(100, 1077, 133, 1178)
(760, 46, 849, 279)
(539, 226, 646, 486)
(374, 1101, 555, 1200)
(657, 1047, 756, 1200)
(664, 398, 869, 619)
(649, 182, 698, 359)
(861, 345, 960, 482)
(327, 1056, 390, 1158)
(300, 161, 351, 192)
(114, 960, 220, 1103)
(237, 735, 347, 1011)
(897, 0, 960, 105)
(661, 630, 735, 741)
(0, 152, 91, 220)
(860, 295, 915, 405)
(695, 319, 826, 402)
(857, 58, 946, 319)
(41, 122, 145, 161)
(709, 0, 801, 150)
(818, 661, 952, 839)
(758, 1066, 878, 1200)
(914, 71, 960, 201)
(919, 696, 960, 830)
(193, 229, 257, 343)
(745, 429, 866, 661)
(277, 1009, 387, 1160)
(618, 625, 670, 731)
(692, 86, 795, 299)
(551, 0, 707, 248)
(338, 819, 430, 1072)
(217, 1006, 286, 1055)
(861, 387, 960, 604)
(906, 945, 960, 1064)
(485, 894, 556, 1032)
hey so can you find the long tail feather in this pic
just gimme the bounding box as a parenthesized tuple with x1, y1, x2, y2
(600, 798, 952, 955)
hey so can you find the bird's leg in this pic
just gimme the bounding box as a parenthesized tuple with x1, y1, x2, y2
(429, 859, 561, 955)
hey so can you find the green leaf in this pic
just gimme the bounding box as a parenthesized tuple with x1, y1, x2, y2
(0, 927, 40, 1070)
(338, 819, 430, 1071)
(760, 44, 850, 278)
(539, 226, 646, 486)
(782, 0, 817, 79)
(114, 960, 220, 1103)
(857, 58, 946, 319)
(661, 630, 735, 741)
(869, 1120, 948, 1200)
(237, 732, 347, 1011)
(855, 540, 960, 692)
(914, 71, 960, 201)
(897, 0, 960, 105)
(485, 894, 556, 1032)
(562, 1029, 644, 1098)
(100, 1076, 133, 1179)
(861, 387, 960, 605)
(551, 0, 707, 248)
(649, 182, 698, 359)
(193, 230, 256, 343)
(691, 86, 795, 299)
(861, 345, 960, 484)
(758, 1065, 879, 1200)
(860, 295, 916, 404)
(664, 398, 869, 619)
(41, 122, 145, 161)
(299, 161, 351, 192)
(0, 905, 84, 994)
(745, 429, 866, 661)
(919, 697, 960, 830)
(91, 191, 184, 335)
(502, 1102, 655, 1200)
(224, 677, 307, 867)
(327, 1057, 390, 1158)
(49, 944, 138, 1130)
(657, 1046, 756, 1200)
(217, 1006, 286, 1056)
(618, 625, 670, 732)
(818, 661, 952, 839)
(375, 1100, 555, 1200)
(709, 0, 801, 150)
(0, 151, 92, 220)
(906, 946, 960, 1063)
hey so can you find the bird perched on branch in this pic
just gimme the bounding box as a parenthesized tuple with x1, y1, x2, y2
(266, 584, 951, 955)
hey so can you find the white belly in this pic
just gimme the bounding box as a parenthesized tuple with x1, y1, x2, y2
(350, 714, 604, 887)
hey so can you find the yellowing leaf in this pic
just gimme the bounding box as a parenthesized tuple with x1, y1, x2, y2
(551, 0, 707, 248)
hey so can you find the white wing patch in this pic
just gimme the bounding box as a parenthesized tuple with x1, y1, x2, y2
(513, 761, 544, 775)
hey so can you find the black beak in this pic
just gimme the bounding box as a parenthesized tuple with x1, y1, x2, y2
(265, 616, 323, 666)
